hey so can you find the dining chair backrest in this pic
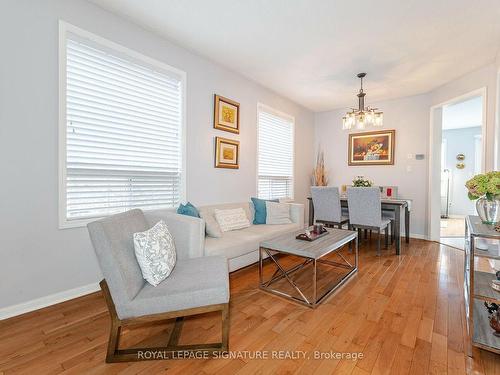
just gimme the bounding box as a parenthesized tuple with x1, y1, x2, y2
(311, 186, 342, 223)
(347, 187, 382, 227)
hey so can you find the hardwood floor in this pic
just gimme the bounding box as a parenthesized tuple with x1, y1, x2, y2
(1, 238, 500, 374)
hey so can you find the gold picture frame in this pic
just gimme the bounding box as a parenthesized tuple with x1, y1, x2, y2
(214, 94, 240, 134)
(348, 130, 395, 166)
(215, 137, 239, 169)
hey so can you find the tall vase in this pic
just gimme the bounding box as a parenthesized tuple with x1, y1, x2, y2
(476, 196, 500, 224)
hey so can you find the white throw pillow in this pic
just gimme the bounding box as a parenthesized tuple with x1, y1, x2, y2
(133, 220, 176, 286)
(266, 201, 292, 224)
(214, 208, 251, 232)
(199, 209, 223, 238)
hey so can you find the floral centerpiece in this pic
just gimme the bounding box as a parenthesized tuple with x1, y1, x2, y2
(466, 171, 500, 224)
(352, 176, 373, 187)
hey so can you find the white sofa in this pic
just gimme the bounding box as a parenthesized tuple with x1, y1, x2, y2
(147, 202, 304, 272)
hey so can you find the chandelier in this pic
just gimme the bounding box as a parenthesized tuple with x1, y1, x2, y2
(342, 73, 383, 130)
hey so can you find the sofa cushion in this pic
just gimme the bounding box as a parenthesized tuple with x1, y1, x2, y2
(118, 255, 229, 319)
(204, 222, 300, 259)
(266, 201, 292, 224)
(199, 208, 223, 238)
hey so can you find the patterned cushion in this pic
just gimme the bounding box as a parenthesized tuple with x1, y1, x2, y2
(133, 220, 176, 286)
(266, 202, 292, 224)
(214, 208, 251, 232)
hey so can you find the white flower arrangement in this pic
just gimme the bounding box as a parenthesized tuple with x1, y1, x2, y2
(352, 176, 373, 187)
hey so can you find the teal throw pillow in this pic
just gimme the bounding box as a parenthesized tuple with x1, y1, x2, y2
(251, 197, 279, 224)
(177, 202, 200, 218)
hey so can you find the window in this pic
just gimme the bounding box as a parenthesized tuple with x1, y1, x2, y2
(59, 23, 185, 228)
(257, 104, 294, 200)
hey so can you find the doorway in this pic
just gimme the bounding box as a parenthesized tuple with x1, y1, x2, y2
(428, 89, 486, 247)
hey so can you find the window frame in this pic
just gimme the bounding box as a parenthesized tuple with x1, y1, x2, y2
(256, 103, 295, 200)
(58, 21, 187, 229)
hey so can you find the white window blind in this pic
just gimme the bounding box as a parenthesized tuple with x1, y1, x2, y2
(257, 106, 294, 200)
(62, 32, 184, 224)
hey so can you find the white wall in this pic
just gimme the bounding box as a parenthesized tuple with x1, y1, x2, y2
(314, 94, 431, 237)
(0, 0, 314, 312)
(430, 64, 497, 171)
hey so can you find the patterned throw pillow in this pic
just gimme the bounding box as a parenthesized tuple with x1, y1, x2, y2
(133, 220, 176, 286)
(214, 208, 251, 232)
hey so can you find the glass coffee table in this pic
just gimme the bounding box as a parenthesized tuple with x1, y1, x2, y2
(259, 227, 358, 308)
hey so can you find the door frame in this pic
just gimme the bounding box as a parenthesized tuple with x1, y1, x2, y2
(428, 87, 487, 241)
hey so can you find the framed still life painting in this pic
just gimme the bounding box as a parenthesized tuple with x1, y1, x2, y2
(214, 94, 240, 134)
(348, 130, 395, 166)
(215, 137, 239, 169)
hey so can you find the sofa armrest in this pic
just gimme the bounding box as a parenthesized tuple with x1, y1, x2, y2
(288, 203, 305, 227)
(143, 210, 205, 260)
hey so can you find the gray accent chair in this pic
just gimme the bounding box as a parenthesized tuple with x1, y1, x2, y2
(87, 209, 230, 362)
(311, 186, 349, 229)
(347, 187, 391, 256)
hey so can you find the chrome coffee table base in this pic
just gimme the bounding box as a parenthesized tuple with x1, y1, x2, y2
(258, 235, 358, 309)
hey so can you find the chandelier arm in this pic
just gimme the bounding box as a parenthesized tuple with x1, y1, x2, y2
(343, 72, 383, 130)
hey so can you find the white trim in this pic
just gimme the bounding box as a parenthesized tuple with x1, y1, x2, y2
(58, 21, 187, 229)
(0, 283, 100, 320)
(409, 233, 428, 240)
(495, 68, 500, 170)
(257, 102, 295, 122)
(256, 103, 296, 200)
(428, 87, 487, 241)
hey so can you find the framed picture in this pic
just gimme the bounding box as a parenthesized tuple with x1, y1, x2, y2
(215, 137, 239, 169)
(214, 94, 240, 134)
(348, 130, 395, 166)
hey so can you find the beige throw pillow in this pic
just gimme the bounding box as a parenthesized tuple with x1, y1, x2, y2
(198, 209, 223, 238)
(266, 201, 292, 224)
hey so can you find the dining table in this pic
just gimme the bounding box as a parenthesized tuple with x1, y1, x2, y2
(307, 196, 411, 255)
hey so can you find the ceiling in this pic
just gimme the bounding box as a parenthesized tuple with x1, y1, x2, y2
(442, 95, 483, 130)
(90, 0, 500, 112)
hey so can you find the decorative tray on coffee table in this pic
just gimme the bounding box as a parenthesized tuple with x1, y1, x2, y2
(296, 227, 329, 242)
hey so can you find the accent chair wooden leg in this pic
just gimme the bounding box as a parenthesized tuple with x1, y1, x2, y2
(106, 321, 121, 363)
(221, 303, 230, 351)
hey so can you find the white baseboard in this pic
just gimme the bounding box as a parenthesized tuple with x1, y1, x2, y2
(0, 282, 100, 321)
(409, 233, 428, 240)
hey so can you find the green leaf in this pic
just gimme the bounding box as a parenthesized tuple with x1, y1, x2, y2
(468, 192, 479, 201)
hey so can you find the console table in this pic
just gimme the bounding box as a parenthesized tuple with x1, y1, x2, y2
(464, 215, 500, 356)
